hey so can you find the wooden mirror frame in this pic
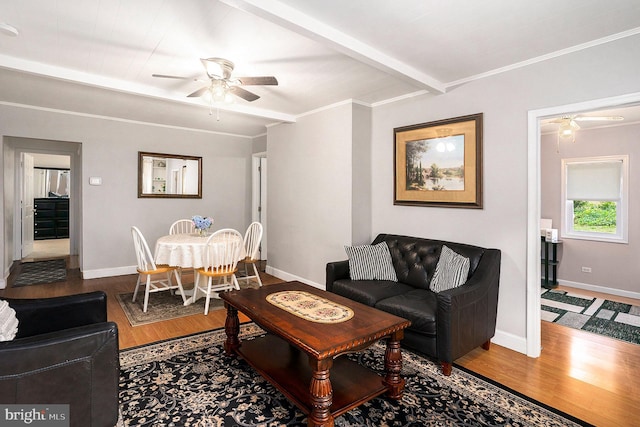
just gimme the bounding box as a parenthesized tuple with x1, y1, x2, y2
(137, 151, 202, 199)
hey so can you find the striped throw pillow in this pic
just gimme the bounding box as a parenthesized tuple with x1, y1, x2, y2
(344, 242, 397, 281)
(429, 245, 470, 293)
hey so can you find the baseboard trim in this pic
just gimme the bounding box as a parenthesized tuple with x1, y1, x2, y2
(264, 265, 323, 290)
(491, 329, 528, 355)
(82, 265, 137, 279)
(558, 279, 640, 300)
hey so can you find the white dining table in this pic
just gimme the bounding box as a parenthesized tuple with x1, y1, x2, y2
(154, 233, 246, 269)
(154, 232, 246, 305)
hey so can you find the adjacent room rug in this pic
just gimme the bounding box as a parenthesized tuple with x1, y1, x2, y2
(541, 289, 640, 345)
(117, 323, 591, 426)
(13, 258, 67, 287)
(116, 280, 260, 326)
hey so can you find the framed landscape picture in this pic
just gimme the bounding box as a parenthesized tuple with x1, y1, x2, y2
(394, 113, 483, 208)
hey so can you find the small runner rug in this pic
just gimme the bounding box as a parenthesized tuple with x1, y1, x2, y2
(541, 289, 640, 345)
(13, 259, 67, 287)
(117, 323, 592, 427)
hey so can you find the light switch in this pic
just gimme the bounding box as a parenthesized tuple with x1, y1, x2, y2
(89, 177, 102, 186)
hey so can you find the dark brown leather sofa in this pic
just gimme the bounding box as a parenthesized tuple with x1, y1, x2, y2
(326, 234, 501, 375)
(0, 291, 119, 427)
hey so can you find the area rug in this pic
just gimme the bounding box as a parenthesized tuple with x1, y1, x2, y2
(116, 281, 260, 326)
(117, 323, 591, 426)
(13, 258, 67, 287)
(541, 289, 640, 345)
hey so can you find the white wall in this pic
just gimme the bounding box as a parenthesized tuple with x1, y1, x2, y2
(0, 104, 253, 282)
(368, 34, 640, 348)
(267, 103, 356, 286)
(541, 123, 640, 296)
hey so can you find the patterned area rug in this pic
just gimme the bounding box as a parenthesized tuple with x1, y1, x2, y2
(13, 259, 67, 287)
(116, 280, 260, 326)
(541, 289, 640, 345)
(117, 323, 591, 426)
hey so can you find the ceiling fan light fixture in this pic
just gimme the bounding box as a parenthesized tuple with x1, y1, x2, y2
(558, 119, 579, 140)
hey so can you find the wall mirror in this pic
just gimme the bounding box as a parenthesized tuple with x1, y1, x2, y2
(34, 168, 70, 198)
(138, 151, 202, 198)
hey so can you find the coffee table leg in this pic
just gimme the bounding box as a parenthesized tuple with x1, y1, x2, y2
(308, 358, 334, 427)
(223, 302, 240, 356)
(383, 331, 405, 399)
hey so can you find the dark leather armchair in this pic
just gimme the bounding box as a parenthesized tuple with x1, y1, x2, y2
(0, 291, 119, 427)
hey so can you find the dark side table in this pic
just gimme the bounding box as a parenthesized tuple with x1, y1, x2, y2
(541, 237, 561, 289)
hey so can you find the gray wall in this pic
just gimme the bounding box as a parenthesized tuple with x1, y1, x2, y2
(265, 34, 640, 352)
(368, 34, 640, 346)
(541, 123, 640, 296)
(0, 104, 253, 282)
(267, 103, 356, 286)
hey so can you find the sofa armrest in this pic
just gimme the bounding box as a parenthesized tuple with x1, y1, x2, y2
(0, 321, 120, 427)
(326, 260, 350, 292)
(435, 249, 501, 362)
(6, 291, 108, 339)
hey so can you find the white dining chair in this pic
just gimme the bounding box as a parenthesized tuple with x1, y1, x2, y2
(169, 219, 197, 235)
(193, 228, 243, 315)
(241, 221, 263, 287)
(131, 226, 187, 312)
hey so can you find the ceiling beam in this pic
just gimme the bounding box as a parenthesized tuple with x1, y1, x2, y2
(0, 54, 296, 123)
(220, 0, 446, 95)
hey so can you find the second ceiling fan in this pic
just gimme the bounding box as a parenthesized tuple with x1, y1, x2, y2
(153, 57, 278, 102)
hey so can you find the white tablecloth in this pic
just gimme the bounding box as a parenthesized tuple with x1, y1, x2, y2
(154, 233, 245, 269)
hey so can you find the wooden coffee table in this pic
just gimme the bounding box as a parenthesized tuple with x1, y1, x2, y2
(219, 281, 411, 427)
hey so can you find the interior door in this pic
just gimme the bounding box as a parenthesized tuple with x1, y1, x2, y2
(21, 153, 35, 257)
(259, 157, 267, 261)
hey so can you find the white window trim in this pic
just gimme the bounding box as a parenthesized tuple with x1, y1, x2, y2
(561, 155, 629, 244)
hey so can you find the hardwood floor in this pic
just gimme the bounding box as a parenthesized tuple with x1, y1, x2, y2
(2, 260, 638, 426)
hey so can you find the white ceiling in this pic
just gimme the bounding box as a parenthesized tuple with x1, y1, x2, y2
(1, 0, 640, 137)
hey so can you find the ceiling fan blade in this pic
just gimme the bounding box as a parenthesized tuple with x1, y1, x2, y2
(187, 86, 210, 98)
(236, 76, 278, 86)
(573, 116, 624, 122)
(230, 86, 260, 102)
(152, 74, 193, 80)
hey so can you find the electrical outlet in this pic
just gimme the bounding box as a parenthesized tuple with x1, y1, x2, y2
(581, 267, 592, 273)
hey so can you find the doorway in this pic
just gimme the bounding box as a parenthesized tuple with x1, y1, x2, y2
(526, 91, 640, 357)
(22, 154, 72, 261)
(252, 153, 267, 265)
(5, 137, 82, 270)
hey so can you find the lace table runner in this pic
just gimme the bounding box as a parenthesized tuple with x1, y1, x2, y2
(266, 291, 354, 323)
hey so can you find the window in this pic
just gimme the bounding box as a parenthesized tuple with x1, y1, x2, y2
(561, 155, 628, 243)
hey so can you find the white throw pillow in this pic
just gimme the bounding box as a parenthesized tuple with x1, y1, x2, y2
(344, 242, 398, 281)
(429, 245, 470, 293)
(0, 300, 19, 341)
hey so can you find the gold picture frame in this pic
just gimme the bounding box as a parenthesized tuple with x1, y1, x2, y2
(394, 113, 483, 208)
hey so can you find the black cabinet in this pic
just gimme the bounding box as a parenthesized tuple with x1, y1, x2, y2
(541, 237, 561, 289)
(34, 198, 69, 240)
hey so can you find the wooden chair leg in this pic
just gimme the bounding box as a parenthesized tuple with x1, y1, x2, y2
(482, 340, 491, 350)
(441, 362, 452, 376)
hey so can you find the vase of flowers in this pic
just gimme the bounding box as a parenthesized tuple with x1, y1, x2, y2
(192, 215, 213, 236)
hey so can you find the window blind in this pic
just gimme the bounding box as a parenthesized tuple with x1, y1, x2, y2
(566, 161, 622, 201)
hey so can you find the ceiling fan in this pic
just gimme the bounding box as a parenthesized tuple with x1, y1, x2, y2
(152, 57, 278, 103)
(547, 114, 624, 151)
(548, 114, 624, 135)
